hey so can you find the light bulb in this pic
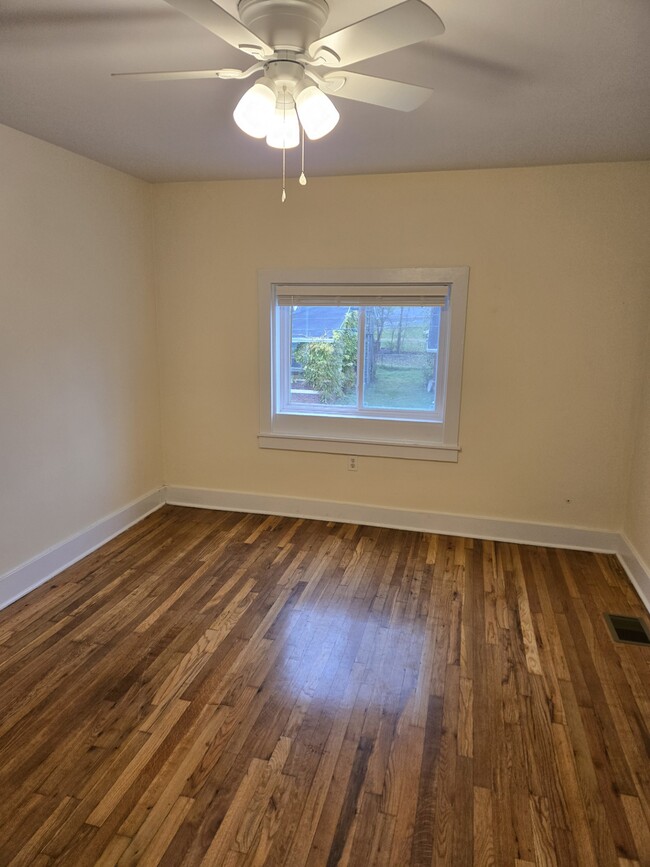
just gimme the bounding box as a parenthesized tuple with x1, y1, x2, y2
(265, 107, 300, 149)
(233, 78, 276, 139)
(295, 85, 339, 141)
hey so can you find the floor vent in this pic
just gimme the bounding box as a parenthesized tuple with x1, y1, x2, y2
(604, 614, 650, 646)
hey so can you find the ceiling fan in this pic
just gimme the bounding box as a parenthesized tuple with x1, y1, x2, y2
(115, 0, 445, 151)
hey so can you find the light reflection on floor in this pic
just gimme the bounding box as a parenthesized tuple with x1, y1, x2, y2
(273, 602, 428, 718)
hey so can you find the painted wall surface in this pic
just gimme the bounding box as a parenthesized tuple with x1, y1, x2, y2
(154, 162, 650, 531)
(626, 331, 650, 570)
(0, 124, 161, 576)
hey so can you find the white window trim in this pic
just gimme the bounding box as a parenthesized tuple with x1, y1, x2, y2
(258, 267, 469, 462)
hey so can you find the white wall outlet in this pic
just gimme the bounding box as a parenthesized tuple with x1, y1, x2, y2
(348, 456, 358, 471)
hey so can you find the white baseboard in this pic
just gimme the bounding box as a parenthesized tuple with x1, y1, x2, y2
(4, 485, 648, 617)
(167, 486, 650, 613)
(0, 488, 165, 612)
(165, 485, 621, 553)
(617, 536, 650, 614)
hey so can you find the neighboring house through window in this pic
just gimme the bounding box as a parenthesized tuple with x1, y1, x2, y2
(258, 267, 469, 461)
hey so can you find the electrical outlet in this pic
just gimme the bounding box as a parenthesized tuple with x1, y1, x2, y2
(348, 456, 358, 471)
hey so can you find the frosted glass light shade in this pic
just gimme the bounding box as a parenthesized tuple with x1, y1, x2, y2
(233, 78, 276, 138)
(265, 107, 300, 149)
(295, 85, 339, 140)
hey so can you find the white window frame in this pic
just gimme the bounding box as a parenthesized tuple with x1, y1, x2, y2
(258, 267, 469, 462)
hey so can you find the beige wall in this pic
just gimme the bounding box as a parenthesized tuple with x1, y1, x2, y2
(625, 328, 650, 569)
(0, 124, 161, 576)
(154, 162, 650, 531)
(2, 136, 647, 581)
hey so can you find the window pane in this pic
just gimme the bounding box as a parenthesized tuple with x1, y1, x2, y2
(290, 306, 359, 407)
(363, 306, 439, 411)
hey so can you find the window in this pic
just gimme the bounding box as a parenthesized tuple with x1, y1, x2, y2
(259, 267, 469, 461)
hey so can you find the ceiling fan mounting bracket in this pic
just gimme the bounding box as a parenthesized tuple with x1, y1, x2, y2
(238, 0, 329, 52)
(308, 46, 340, 67)
(315, 74, 346, 94)
(237, 44, 269, 59)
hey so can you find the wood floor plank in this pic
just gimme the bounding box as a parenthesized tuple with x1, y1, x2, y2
(473, 786, 496, 867)
(0, 507, 647, 865)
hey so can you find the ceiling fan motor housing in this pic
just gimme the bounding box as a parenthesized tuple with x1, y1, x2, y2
(266, 58, 305, 94)
(238, 0, 329, 52)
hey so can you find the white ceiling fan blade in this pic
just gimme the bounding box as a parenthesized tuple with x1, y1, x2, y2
(162, 0, 273, 58)
(309, 0, 444, 68)
(112, 66, 259, 81)
(322, 70, 433, 111)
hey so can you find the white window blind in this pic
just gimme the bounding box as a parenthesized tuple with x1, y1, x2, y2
(276, 284, 450, 308)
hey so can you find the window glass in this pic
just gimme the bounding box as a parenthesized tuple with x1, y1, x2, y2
(289, 306, 358, 408)
(287, 304, 440, 415)
(363, 306, 439, 412)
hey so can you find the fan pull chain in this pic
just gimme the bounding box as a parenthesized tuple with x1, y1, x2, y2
(299, 126, 307, 186)
(281, 88, 287, 202)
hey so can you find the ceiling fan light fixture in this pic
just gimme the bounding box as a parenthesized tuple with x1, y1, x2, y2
(233, 76, 276, 138)
(265, 105, 300, 149)
(295, 83, 339, 140)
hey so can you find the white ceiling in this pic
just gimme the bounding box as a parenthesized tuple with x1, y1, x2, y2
(1, 0, 649, 182)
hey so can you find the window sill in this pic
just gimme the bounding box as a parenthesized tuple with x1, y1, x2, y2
(258, 433, 460, 462)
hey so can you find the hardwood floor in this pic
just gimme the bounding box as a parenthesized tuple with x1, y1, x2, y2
(0, 505, 648, 866)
